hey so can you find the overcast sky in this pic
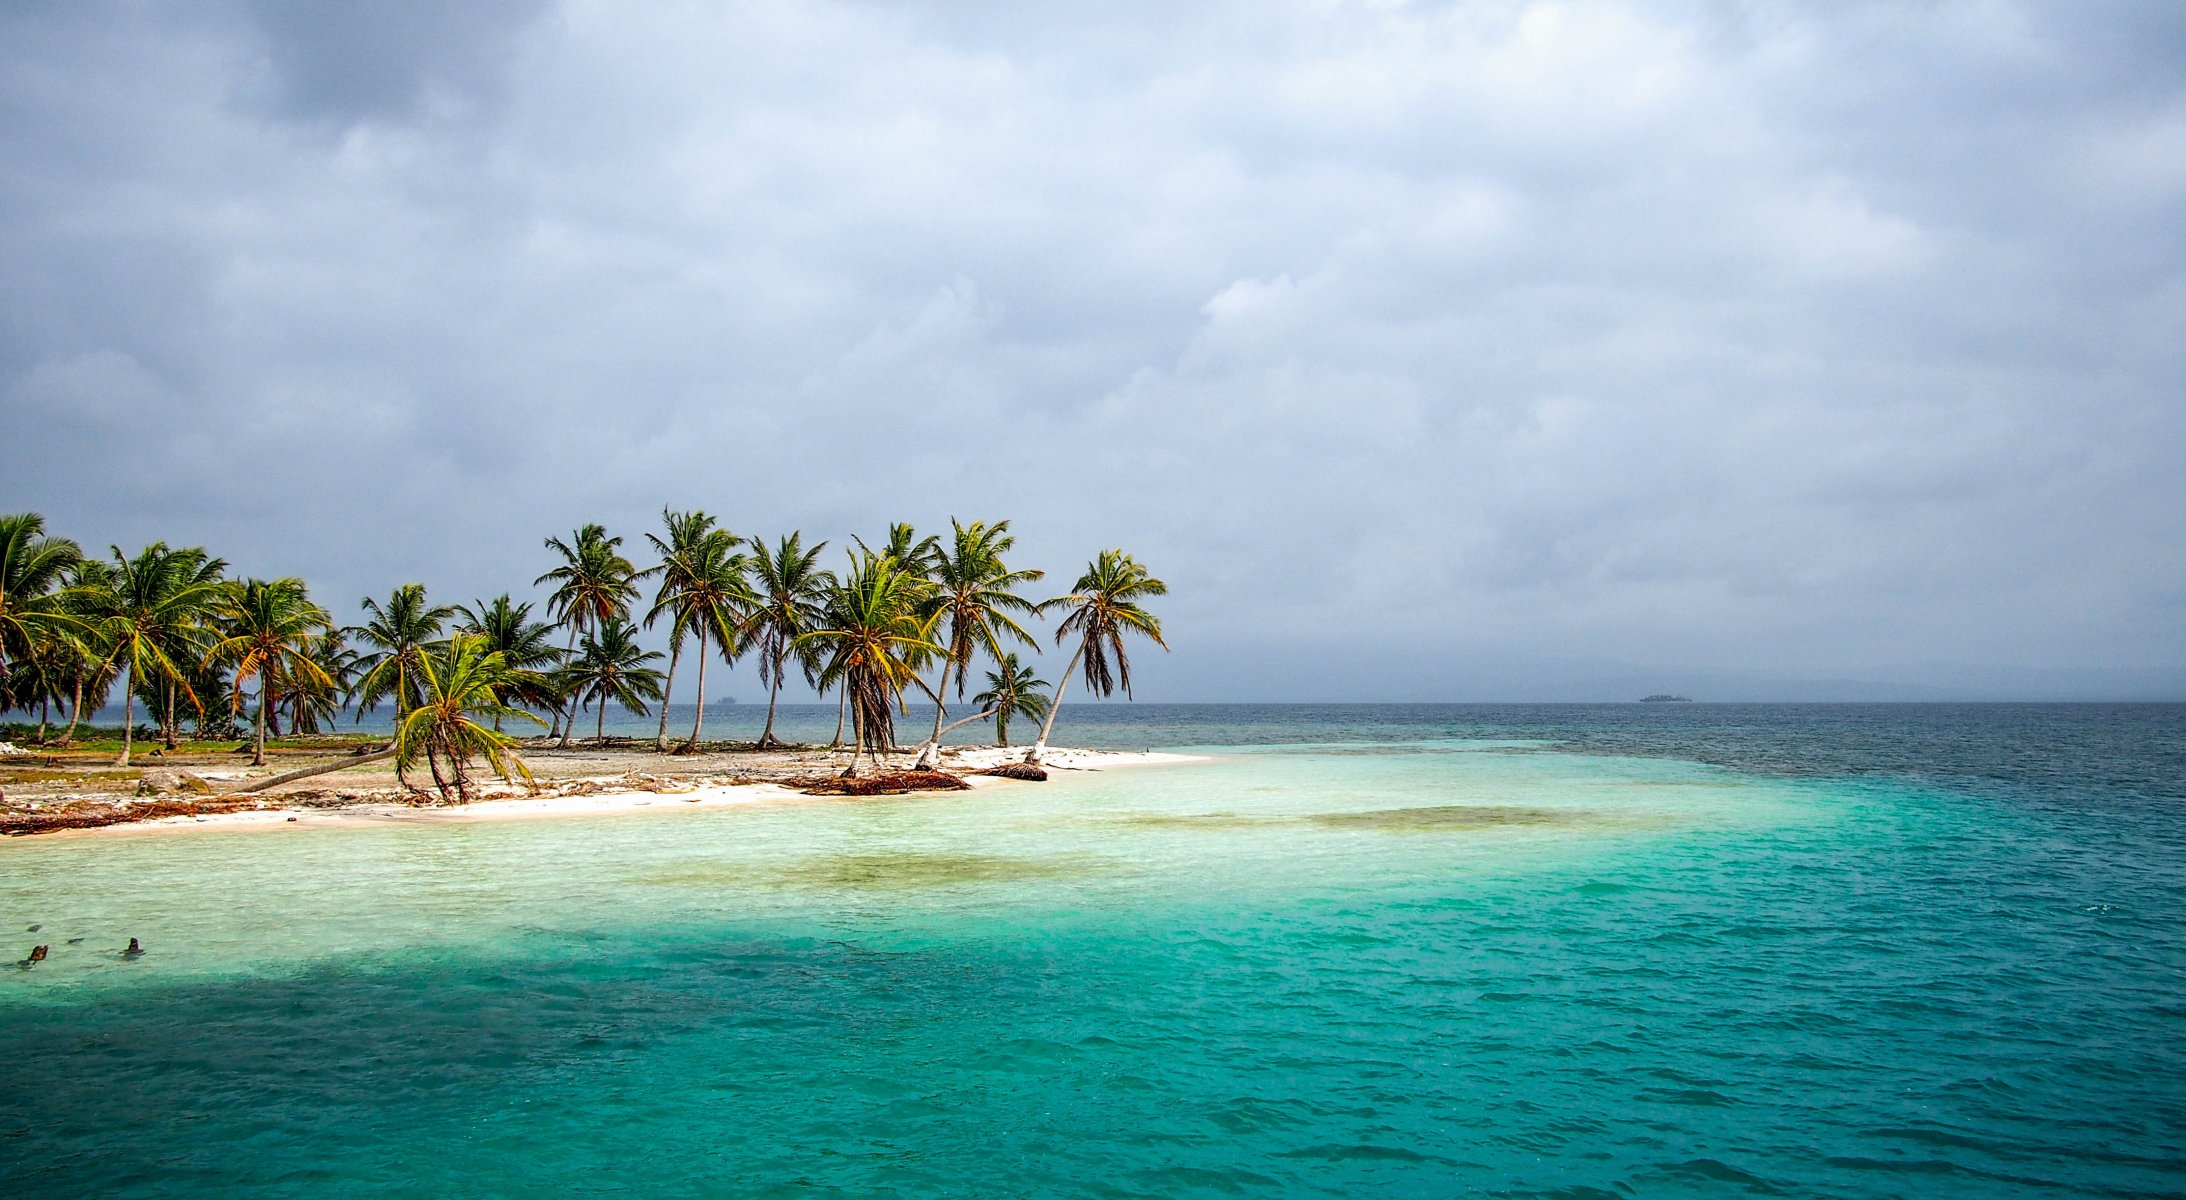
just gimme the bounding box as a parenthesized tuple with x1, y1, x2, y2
(5, 1, 2183, 701)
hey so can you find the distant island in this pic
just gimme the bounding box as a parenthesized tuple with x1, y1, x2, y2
(1639, 694, 1693, 703)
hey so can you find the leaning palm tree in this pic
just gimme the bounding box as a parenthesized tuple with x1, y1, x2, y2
(909, 519, 1043, 768)
(796, 555, 941, 776)
(536, 524, 639, 747)
(456, 594, 564, 730)
(643, 510, 750, 751)
(739, 532, 832, 749)
(348, 583, 456, 721)
(392, 634, 543, 803)
(83, 543, 230, 766)
(1025, 550, 1169, 765)
(210, 578, 338, 765)
(0, 513, 86, 698)
(566, 617, 667, 745)
(973, 653, 1049, 747)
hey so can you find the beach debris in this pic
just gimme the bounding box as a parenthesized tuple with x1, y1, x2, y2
(975, 762, 1048, 782)
(0, 742, 22, 757)
(791, 771, 973, 797)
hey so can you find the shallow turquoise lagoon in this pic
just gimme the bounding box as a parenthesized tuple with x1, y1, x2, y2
(4, 713, 2183, 1197)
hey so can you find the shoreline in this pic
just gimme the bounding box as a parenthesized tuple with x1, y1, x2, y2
(8, 746, 1206, 841)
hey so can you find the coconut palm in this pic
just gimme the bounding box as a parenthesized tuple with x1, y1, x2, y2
(973, 653, 1049, 747)
(349, 583, 455, 720)
(456, 594, 564, 728)
(0, 513, 85, 699)
(909, 519, 1044, 768)
(282, 628, 355, 736)
(83, 543, 230, 766)
(1025, 550, 1169, 765)
(52, 559, 117, 746)
(796, 554, 941, 776)
(643, 510, 749, 751)
(536, 524, 639, 747)
(392, 634, 543, 802)
(739, 532, 833, 749)
(210, 578, 338, 765)
(565, 617, 666, 745)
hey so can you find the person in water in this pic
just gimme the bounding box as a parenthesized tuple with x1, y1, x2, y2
(22, 945, 48, 966)
(123, 938, 144, 957)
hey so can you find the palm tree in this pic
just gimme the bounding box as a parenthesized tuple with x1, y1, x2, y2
(739, 532, 832, 749)
(349, 583, 456, 721)
(53, 559, 116, 747)
(456, 595, 564, 729)
(644, 510, 750, 751)
(536, 524, 639, 747)
(565, 617, 666, 745)
(393, 634, 543, 802)
(910, 519, 1043, 768)
(973, 653, 1049, 747)
(84, 543, 230, 766)
(797, 554, 941, 776)
(1025, 550, 1169, 765)
(0, 513, 85, 700)
(210, 578, 338, 765)
(282, 628, 355, 736)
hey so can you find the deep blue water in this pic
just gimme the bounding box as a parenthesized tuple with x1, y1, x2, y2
(3, 704, 2182, 1197)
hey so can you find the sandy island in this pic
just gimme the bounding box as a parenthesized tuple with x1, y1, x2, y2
(0, 742, 1204, 839)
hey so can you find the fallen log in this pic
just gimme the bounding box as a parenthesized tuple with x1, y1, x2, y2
(224, 748, 396, 795)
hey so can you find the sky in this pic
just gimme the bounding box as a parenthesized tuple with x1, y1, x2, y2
(4, 0, 2184, 702)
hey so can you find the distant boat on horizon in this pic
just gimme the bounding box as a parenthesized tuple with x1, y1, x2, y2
(1639, 694, 1694, 703)
(711, 696, 737, 706)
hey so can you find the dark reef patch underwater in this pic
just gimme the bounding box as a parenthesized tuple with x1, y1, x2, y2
(3, 704, 2183, 1197)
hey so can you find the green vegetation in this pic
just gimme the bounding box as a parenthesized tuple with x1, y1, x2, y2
(0, 510, 1170, 778)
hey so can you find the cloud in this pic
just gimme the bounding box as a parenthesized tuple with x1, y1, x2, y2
(3, 0, 2182, 700)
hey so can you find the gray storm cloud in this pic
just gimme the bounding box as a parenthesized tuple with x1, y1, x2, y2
(3, 0, 2182, 700)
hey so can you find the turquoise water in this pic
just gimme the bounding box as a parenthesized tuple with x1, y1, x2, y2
(4, 706, 2183, 1196)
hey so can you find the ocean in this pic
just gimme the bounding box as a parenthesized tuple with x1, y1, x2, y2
(3, 703, 2182, 1197)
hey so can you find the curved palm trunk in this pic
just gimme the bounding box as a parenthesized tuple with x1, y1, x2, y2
(550, 625, 579, 740)
(757, 649, 785, 749)
(830, 689, 846, 748)
(656, 639, 682, 751)
(911, 661, 954, 769)
(840, 695, 863, 778)
(116, 661, 135, 768)
(686, 625, 710, 751)
(1024, 644, 1084, 765)
(63, 672, 85, 745)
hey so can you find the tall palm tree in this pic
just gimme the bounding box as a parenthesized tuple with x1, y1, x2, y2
(973, 653, 1049, 747)
(349, 583, 456, 721)
(84, 543, 230, 766)
(910, 519, 1043, 768)
(54, 559, 117, 747)
(536, 524, 639, 747)
(739, 532, 832, 749)
(0, 513, 85, 699)
(796, 555, 941, 776)
(565, 617, 666, 745)
(210, 578, 338, 766)
(456, 595, 564, 729)
(644, 509, 750, 751)
(393, 634, 543, 803)
(1025, 550, 1169, 765)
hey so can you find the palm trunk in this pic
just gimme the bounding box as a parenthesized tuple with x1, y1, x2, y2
(840, 697, 862, 778)
(63, 672, 85, 746)
(686, 625, 709, 750)
(758, 650, 784, 748)
(830, 689, 846, 748)
(656, 638, 682, 751)
(1024, 644, 1083, 765)
(116, 662, 135, 768)
(912, 660, 953, 769)
(253, 681, 268, 766)
(162, 682, 178, 750)
(596, 693, 607, 745)
(550, 625, 579, 739)
(37, 694, 50, 743)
